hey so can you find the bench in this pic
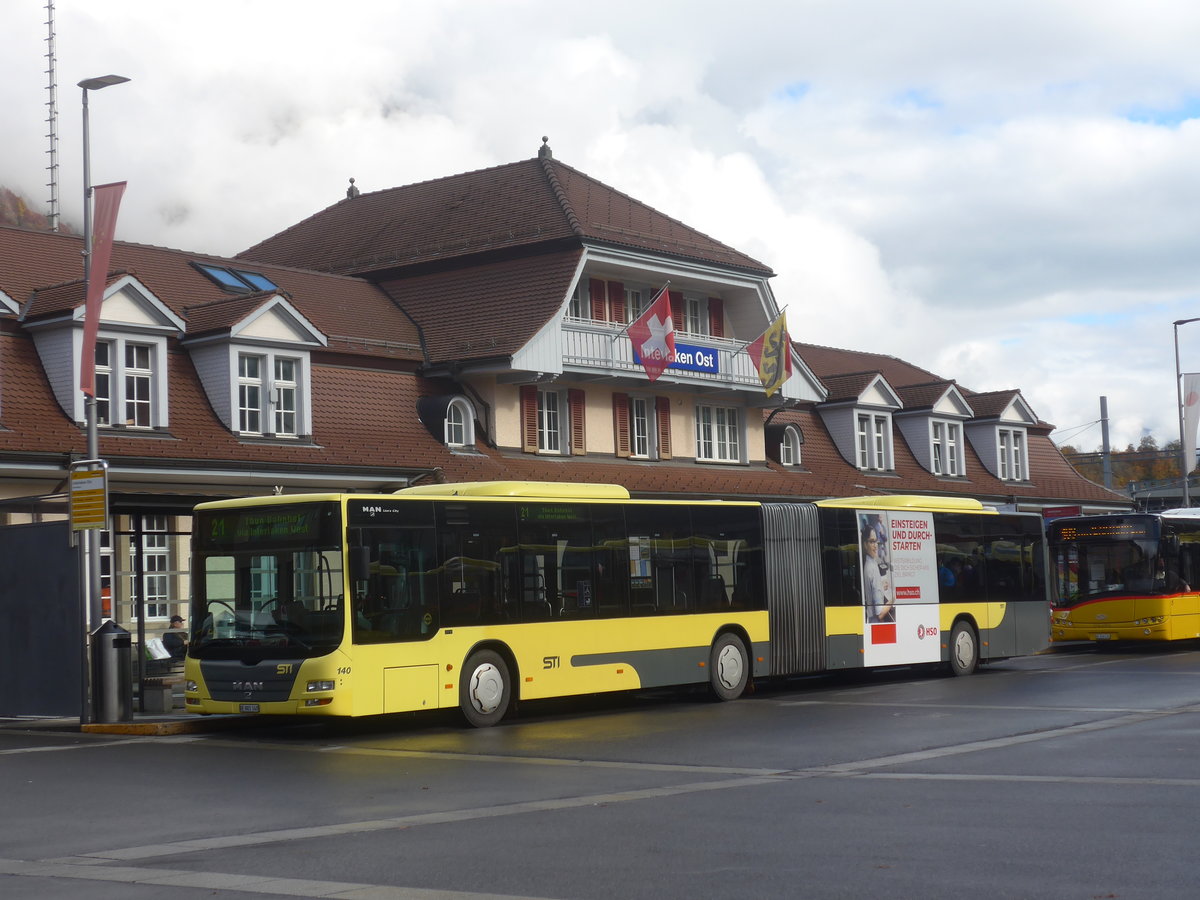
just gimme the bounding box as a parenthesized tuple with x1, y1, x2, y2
(135, 652, 186, 712)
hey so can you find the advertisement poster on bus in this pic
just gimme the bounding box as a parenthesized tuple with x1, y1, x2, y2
(858, 510, 940, 667)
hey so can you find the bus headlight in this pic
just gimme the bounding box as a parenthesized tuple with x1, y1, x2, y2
(185, 680, 198, 693)
(306, 680, 335, 692)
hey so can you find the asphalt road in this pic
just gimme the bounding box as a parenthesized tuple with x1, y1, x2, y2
(3, 643, 1199, 899)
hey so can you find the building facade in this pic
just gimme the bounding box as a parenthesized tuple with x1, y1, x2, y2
(0, 142, 1127, 642)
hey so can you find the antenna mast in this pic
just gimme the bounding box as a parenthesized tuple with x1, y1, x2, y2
(44, 0, 60, 231)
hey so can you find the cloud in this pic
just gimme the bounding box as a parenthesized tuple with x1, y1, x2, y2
(6, 0, 1200, 452)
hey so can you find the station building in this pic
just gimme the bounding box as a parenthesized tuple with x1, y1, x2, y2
(0, 140, 1127, 642)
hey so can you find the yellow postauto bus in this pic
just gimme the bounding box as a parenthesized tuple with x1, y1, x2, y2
(184, 482, 1049, 725)
(1048, 510, 1200, 643)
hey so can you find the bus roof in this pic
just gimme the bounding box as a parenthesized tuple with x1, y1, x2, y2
(816, 494, 993, 513)
(395, 481, 632, 500)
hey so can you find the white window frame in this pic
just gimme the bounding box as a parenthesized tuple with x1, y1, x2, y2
(682, 295, 708, 336)
(238, 354, 264, 434)
(780, 425, 803, 467)
(236, 350, 303, 438)
(931, 420, 962, 476)
(629, 395, 652, 459)
(133, 515, 170, 620)
(625, 287, 647, 323)
(93, 336, 165, 429)
(537, 388, 564, 454)
(273, 357, 298, 436)
(444, 397, 476, 448)
(998, 427, 1026, 481)
(568, 283, 586, 319)
(695, 404, 742, 463)
(856, 412, 893, 471)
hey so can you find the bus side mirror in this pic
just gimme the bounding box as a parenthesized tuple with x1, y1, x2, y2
(350, 545, 371, 582)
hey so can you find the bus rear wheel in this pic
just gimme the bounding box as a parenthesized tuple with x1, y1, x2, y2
(948, 621, 978, 677)
(709, 633, 749, 701)
(460, 650, 511, 727)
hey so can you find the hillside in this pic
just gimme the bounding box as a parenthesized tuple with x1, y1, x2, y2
(0, 187, 73, 233)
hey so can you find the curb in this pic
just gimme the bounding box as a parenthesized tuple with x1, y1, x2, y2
(0, 714, 254, 736)
(81, 716, 250, 736)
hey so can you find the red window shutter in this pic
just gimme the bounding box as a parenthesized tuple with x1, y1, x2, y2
(568, 389, 586, 456)
(669, 291, 684, 331)
(612, 393, 631, 459)
(590, 279, 608, 322)
(708, 298, 724, 338)
(520, 385, 538, 453)
(608, 282, 626, 324)
(655, 396, 672, 460)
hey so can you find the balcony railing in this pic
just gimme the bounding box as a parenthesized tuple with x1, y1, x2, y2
(560, 317, 775, 393)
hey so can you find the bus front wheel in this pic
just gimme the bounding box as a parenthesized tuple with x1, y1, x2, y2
(948, 621, 978, 677)
(460, 650, 511, 727)
(709, 633, 749, 701)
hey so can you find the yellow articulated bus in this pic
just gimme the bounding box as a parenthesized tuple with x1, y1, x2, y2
(184, 482, 1049, 726)
(1048, 510, 1200, 643)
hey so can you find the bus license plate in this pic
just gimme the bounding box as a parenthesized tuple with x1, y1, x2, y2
(239, 703, 260, 713)
(1095, 634, 1111, 641)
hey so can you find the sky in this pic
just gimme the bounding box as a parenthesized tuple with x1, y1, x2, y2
(4, 1, 1200, 454)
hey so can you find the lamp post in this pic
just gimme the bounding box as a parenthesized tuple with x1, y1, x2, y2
(1173, 317, 1200, 508)
(78, 74, 128, 722)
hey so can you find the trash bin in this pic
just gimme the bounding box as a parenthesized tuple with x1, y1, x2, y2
(91, 620, 132, 723)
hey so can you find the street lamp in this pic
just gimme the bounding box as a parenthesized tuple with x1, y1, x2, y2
(78, 74, 128, 722)
(1173, 317, 1200, 507)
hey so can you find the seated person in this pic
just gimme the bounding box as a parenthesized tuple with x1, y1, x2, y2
(162, 614, 188, 659)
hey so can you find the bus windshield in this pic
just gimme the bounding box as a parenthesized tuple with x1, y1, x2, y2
(190, 546, 346, 660)
(190, 501, 345, 659)
(1050, 517, 1162, 606)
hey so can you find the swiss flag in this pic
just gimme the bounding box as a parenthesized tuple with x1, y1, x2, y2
(627, 286, 676, 382)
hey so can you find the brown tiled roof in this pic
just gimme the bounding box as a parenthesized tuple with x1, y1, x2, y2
(0, 322, 468, 478)
(378, 250, 582, 363)
(795, 340, 1052, 426)
(895, 381, 959, 411)
(965, 389, 1023, 419)
(820, 372, 888, 403)
(760, 407, 1125, 506)
(23, 277, 92, 318)
(238, 157, 772, 277)
(795, 341, 945, 387)
(183, 292, 282, 337)
(0, 226, 421, 361)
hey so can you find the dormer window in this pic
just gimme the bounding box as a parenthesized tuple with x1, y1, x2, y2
(999, 428, 1026, 480)
(931, 420, 962, 476)
(237, 352, 302, 437)
(21, 274, 182, 431)
(184, 294, 324, 441)
(94, 338, 163, 429)
(780, 425, 803, 467)
(445, 397, 476, 448)
(857, 412, 892, 471)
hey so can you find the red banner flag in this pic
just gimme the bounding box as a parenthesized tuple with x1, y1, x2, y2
(746, 312, 793, 397)
(627, 286, 676, 382)
(80, 181, 127, 397)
